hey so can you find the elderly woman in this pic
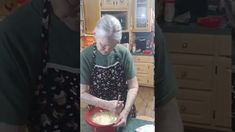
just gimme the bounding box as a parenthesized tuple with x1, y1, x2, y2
(80, 15, 139, 128)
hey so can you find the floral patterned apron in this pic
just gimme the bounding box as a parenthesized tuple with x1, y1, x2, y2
(89, 45, 136, 117)
(29, 0, 79, 131)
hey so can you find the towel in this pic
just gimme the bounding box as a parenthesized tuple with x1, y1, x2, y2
(135, 124, 155, 132)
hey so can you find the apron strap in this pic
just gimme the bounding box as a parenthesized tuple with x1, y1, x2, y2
(37, 0, 52, 82)
(29, 0, 52, 126)
(41, 0, 51, 69)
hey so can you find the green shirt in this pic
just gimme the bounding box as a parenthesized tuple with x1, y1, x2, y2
(0, 0, 79, 125)
(155, 23, 177, 107)
(80, 44, 136, 85)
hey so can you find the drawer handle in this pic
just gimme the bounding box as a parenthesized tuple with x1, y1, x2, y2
(180, 106, 187, 112)
(182, 42, 188, 49)
(181, 71, 188, 79)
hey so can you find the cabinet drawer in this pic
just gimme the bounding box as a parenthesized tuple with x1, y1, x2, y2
(136, 74, 148, 85)
(135, 63, 154, 74)
(133, 56, 154, 63)
(101, 0, 128, 10)
(135, 63, 149, 74)
(216, 35, 232, 56)
(177, 89, 212, 125)
(173, 65, 213, 90)
(165, 33, 215, 55)
(136, 73, 153, 87)
(170, 54, 214, 90)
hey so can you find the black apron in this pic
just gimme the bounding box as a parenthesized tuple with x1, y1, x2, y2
(89, 45, 136, 117)
(29, 0, 79, 131)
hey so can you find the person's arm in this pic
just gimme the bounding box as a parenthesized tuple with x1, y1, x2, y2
(0, 24, 31, 131)
(156, 98, 184, 132)
(80, 84, 124, 111)
(122, 76, 139, 115)
(114, 76, 139, 127)
(155, 23, 184, 132)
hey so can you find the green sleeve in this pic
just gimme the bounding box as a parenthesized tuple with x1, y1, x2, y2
(0, 1, 42, 125)
(0, 27, 30, 125)
(121, 45, 136, 80)
(80, 47, 93, 85)
(155, 24, 177, 107)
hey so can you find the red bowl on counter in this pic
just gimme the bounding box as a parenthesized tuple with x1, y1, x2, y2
(85, 107, 117, 132)
(197, 16, 224, 28)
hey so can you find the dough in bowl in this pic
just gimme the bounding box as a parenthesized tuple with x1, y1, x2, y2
(91, 111, 117, 125)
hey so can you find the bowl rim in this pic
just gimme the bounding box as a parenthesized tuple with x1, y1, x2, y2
(85, 107, 117, 127)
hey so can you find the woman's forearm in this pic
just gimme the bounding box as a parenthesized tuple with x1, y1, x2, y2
(80, 84, 110, 109)
(81, 92, 111, 109)
(122, 77, 139, 115)
(122, 87, 138, 115)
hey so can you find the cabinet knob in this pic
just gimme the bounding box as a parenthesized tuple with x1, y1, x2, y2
(182, 42, 188, 49)
(180, 106, 186, 112)
(181, 71, 188, 79)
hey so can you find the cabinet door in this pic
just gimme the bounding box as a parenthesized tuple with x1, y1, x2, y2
(177, 89, 213, 125)
(214, 57, 232, 128)
(133, 0, 151, 32)
(101, 0, 128, 10)
(170, 54, 215, 91)
(84, 0, 101, 34)
(217, 35, 232, 56)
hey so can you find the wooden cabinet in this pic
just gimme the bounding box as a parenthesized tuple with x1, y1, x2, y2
(101, 0, 129, 10)
(80, 0, 85, 35)
(83, 0, 101, 34)
(165, 33, 216, 55)
(171, 55, 214, 91)
(82, 0, 155, 51)
(214, 57, 232, 128)
(100, 0, 131, 44)
(133, 56, 154, 87)
(165, 32, 232, 131)
(132, 0, 154, 32)
(177, 89, 213, 125)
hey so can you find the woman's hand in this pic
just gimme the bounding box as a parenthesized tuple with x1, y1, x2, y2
(107, 100, 124, 115)
(113, 110, 128, 127)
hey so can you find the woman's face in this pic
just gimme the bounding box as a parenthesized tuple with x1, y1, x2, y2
(50, 0, 79, 32)
(96, 37, 118, 55)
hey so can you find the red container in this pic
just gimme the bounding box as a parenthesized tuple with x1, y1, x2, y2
(85, 107, 117, 132)
(197, 16, 224, 28)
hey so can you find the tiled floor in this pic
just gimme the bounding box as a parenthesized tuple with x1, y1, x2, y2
(80, 87, 155, 120)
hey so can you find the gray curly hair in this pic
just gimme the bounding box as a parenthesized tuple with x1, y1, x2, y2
(94, 15, 122, 43)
